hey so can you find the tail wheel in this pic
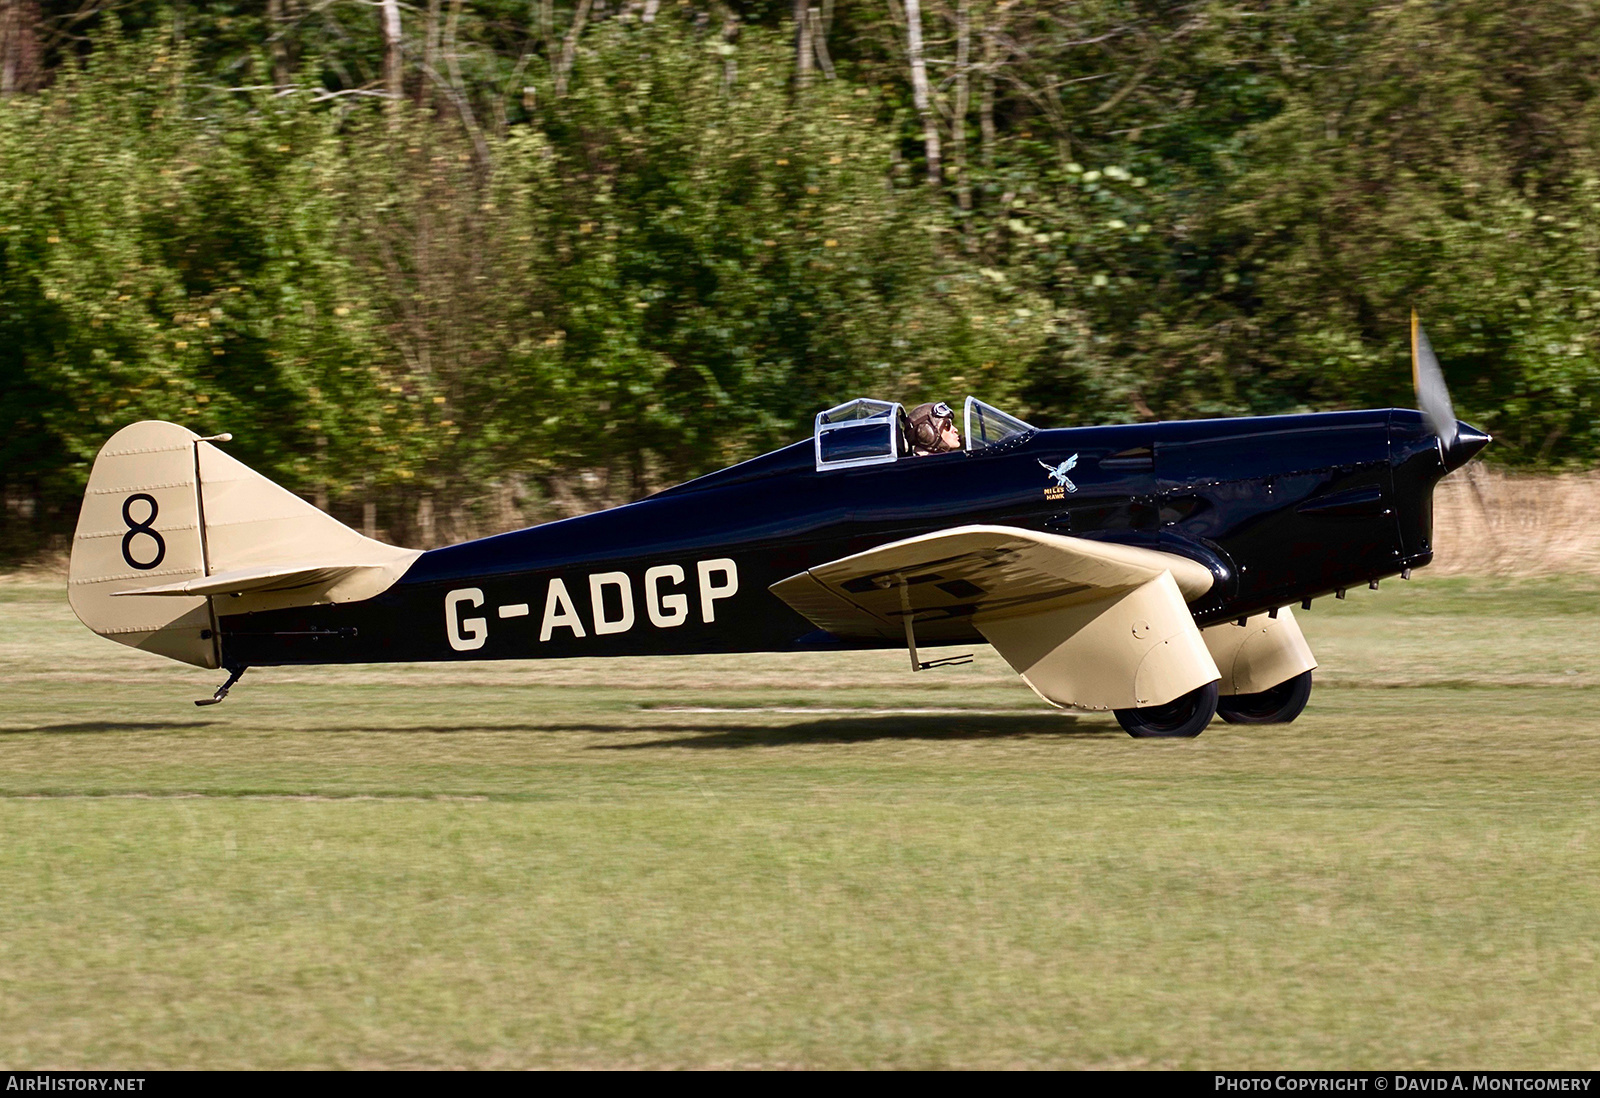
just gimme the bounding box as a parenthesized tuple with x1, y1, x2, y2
(1216, 670, 1314, 725)
(1114, 681, 1219, 739)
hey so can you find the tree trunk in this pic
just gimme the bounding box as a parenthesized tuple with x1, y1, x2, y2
(379, 0, 403, 111)
(0, 0, 41, 97)
(443, 0, 490, 168)
(809, 7, 835, 78)
(980, 14, 996, 172)
(953, 0, 971, 215)
(417, 493, 435, 547)
(555, 0, 593, 98)
(721, 12, 739, 92)
(793, 0, 814, 88)
(423, 0, 442, 109)
(266, 0, 291, 87)
(315, 435, 328, 512)
(0, 0, 16, 97)
(901, 0, 941, 187)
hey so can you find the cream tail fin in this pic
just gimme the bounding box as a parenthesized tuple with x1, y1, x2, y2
(68, 421, 419, 669)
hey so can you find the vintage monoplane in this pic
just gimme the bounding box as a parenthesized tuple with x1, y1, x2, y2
(69, 316, 1487, 737)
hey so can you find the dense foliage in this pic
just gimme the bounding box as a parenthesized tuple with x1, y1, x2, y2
(1, 0, 1596, 554)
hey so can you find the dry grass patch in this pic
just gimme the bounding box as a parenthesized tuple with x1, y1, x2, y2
(1433, 464, 1600, 575)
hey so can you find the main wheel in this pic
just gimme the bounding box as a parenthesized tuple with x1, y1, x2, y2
(1114, 681, 1219, 739)
(1216, 670, 1314, 725)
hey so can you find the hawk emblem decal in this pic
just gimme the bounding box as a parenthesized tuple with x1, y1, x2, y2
(1039, 455, 1080, 495)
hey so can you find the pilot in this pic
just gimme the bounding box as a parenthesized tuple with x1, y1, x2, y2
(908, 401, 962, 455)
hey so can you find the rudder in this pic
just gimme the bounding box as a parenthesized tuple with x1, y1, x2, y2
(69, 421, 217, 668)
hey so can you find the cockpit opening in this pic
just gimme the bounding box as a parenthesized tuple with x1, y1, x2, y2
(813, 396, 1034, 472)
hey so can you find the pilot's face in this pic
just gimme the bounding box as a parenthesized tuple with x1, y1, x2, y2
(940, 420, 961, 450)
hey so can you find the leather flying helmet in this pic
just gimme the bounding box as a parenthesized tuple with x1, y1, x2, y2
(908, 401, 956, 452)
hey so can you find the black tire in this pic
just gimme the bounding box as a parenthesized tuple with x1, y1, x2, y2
(1216, 670, 1314, 725)
(1114, 681, 1219, 739)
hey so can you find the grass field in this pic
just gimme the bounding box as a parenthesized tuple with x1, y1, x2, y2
(1, 572, 1597, 1068)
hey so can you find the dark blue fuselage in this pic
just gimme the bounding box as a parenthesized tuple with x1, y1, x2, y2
(219, 408, 1473, 667)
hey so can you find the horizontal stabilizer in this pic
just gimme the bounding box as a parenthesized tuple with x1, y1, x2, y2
(112, 562, 388, 599)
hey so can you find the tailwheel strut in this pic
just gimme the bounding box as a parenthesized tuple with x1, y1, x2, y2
(196, 664, 248, 707)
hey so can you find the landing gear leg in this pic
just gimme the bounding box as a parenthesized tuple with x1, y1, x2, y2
(899, 581, 972, 672)
(1114, 681, 1219, 739)
(196, 664, 247, 707)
